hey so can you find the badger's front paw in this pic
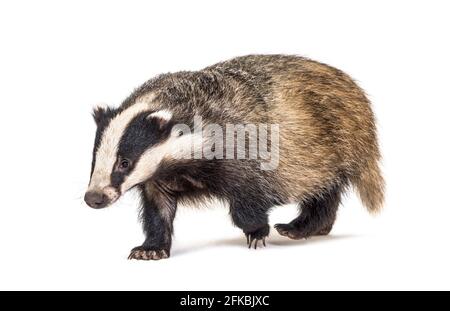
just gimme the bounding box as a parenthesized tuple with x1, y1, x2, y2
(245, 224, 270, 249)
(128, 246, 170, 260)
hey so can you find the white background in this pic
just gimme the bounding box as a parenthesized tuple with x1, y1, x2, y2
(0, 0, 449, 290)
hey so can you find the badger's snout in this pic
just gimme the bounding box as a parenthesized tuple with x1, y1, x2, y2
(84, 186, 120, 208)
(84, 186, 119, 209)
(84, 191, 109, 209)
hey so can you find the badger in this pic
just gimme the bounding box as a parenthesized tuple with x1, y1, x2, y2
(84, 55, 384, 260)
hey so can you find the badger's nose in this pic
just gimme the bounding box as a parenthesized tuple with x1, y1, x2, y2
(84, 191, 108, 209)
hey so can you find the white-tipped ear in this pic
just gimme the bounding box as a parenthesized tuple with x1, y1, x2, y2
(92, 102, 111, 125)
(94, 102, 109, 110)
(148, 110, 172, 121)
(147, 109, 173, 129)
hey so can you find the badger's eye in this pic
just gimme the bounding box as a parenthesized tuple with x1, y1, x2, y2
(119, 159, 130, 170)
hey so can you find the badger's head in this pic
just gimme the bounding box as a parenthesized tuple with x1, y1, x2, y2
(84, 101, 177, 209)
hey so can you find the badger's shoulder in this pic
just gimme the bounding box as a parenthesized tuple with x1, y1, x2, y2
(118, 68, 269, 125)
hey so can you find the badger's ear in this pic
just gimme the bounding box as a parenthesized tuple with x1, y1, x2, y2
(146, 110, 173, 130)
(92, 104, 108, 126)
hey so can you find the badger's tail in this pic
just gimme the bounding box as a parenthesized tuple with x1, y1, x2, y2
(353, 156, 385, 213)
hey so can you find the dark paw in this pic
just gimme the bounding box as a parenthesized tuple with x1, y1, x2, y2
(275, 223, 332, 239)
(245, 224, 270, 249)
(315, 224, 333, 236)
(274, 223, 304, 239)
(128, 246, 170, 260)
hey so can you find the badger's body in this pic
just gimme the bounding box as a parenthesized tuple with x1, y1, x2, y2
(85, 55, 384, 260)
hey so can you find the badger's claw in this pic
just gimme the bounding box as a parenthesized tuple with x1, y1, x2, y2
(245, 224, 269, 249)
(246, 234, 267, 249)
(128, 247, 169, 260)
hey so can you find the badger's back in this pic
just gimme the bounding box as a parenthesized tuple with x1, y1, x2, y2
(206, 55, 384, 211)
(125, 55, 384, 211)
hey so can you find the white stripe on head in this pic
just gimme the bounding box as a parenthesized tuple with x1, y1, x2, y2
(120, 131, 205, 193)
(89, 97, 155, 191)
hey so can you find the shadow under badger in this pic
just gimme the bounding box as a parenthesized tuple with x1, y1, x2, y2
(85, 55, 384, 260)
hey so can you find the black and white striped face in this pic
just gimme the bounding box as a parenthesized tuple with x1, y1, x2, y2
(84, 102, 175, 209)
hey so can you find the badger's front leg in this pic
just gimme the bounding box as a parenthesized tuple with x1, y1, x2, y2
(128, 182, 176, 261)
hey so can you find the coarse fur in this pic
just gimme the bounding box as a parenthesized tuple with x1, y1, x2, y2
(85, 54, 384, 260)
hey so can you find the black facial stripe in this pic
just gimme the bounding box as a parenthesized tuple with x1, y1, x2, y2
(110, 157, 134, 189)
(118, 112, 173, 155)
(111, 111, 173, 187)
(111, 171, 126, 189)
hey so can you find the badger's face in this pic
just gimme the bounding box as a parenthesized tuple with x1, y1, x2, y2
(84, 102, 175, 209)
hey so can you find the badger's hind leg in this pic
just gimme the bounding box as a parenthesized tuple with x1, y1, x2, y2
(275, 185, 342, 240)
(229, 198, 272, 249)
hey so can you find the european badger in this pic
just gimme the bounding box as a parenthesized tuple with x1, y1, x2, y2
(85, 55, 384, 260)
